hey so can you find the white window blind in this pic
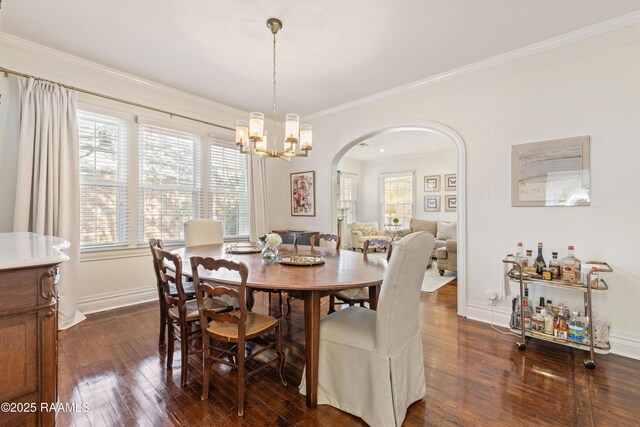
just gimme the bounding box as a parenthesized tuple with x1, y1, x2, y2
(209, 143, 249, 238)
(139, 123, 200, 243)
(338, 173, 358, 225)
(381, 172, 414, 228)
(78, 110, 128, 247)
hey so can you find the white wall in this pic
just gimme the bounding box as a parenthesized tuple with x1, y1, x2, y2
(355, 150, 457, 224)
(266, 22, 640, 358)
(0, 34, 272, 313)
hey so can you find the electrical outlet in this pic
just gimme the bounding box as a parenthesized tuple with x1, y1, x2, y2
(486, 290, 498, 306)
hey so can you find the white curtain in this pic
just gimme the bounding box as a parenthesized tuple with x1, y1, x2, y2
(248, 156, 269, 241)
(13, 77, 85, 330)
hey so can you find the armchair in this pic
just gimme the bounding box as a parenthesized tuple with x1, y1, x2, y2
(436, 239, 457, 275)
(350, 222, 390, 251)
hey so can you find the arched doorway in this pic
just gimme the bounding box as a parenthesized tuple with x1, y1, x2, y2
(330, 122, 467, 317)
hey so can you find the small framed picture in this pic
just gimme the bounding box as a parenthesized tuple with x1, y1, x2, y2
(445, 195, 457, 212)
(424, 195, 440, 212)
(424, 175, 440, 192)
(445, 173, 457, 191)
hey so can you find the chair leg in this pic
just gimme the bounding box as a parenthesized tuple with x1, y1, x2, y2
(268, 292, 272, 315)
(167, 321, 175, 369)
(276, 319, 287, 386)
(349, 301, 355, 307)
(328, 295, 336, 314)
(159, 304, 167, 348)
(201, 336, 211, 400)
(237, 340, 245, 416)
(180, 322, 189, 387)
(278, 291, 284, 318)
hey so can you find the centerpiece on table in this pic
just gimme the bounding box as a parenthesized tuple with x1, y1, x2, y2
(260, 233, 282, 259)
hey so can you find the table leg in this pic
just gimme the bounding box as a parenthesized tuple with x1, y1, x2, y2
(368, 284, 380, 310)
(246, 289, 255, 311)
(303, 290, 321, 408)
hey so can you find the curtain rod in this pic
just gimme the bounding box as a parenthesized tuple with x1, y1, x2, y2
(0, 66, 234, 132)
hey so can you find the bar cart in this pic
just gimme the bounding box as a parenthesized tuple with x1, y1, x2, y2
(502, 256, 612, 369)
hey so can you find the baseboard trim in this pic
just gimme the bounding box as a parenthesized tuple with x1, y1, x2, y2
(465, 302, 640, 361)
(78, 285, 157, 315)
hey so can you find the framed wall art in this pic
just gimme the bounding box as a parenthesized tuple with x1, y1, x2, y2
(444, 173, 457, 191)
(512, 136, 590, 207)
(424, 175, 440, 192)
(424, 195, 440, 212)
(290, 171, 316, 216)
(445, 195, 457, 212)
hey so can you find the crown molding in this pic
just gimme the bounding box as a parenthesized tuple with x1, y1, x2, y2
(0, 32, 247, 117)
(304, 10, 640, 122)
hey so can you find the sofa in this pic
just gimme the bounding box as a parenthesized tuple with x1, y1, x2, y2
(398, 218, 457, 260)
(350, 222, 391, 251)
(436, 239, 457, 275)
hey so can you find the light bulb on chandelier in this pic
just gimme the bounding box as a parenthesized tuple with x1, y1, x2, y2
(235, 18, 313, 160)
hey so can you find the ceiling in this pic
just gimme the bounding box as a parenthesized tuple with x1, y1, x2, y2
(1, 1, 640, 116)
(342, 130, 454, 162)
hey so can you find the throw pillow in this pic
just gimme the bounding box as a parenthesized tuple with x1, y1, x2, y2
(360, 226, 378, 236)
(436, 220, 457, 240)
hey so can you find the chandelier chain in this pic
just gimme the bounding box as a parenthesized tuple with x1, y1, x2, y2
(272, 31, 277, 145)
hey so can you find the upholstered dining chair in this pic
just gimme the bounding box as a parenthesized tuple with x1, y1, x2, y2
(149, 238, 196, 348)
(310, 233, 341, 250)
(184, 219, 223, 247)
(151, 246, 232, 387)
(301, 232, 435, 427)
(191, 256, 286, 416)
(328, 239, 392, 314)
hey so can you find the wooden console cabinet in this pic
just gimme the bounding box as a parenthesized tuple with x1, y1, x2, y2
(0, 233, 69, 427)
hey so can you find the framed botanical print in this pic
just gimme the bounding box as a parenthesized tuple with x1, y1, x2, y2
(424, 175, 440, 192)
(445, 195, 457, 212)
(444, 173, 457, 191)
(290, 171, 316, 216)
(424, 195, 440, 212)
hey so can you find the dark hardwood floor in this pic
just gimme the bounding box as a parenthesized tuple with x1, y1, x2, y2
(58, 281, 640, 426)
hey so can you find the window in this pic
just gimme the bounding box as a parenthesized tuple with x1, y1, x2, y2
(78, 110, 128, 247)
(139, 124, 200, 243)
(209, 143, 249, 238)
(381, 172, 414, 228)
(338, 173, 358, 224)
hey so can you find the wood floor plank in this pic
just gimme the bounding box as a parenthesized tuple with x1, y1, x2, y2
(57, 279, 640, 426)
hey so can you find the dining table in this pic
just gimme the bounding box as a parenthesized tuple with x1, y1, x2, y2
(171, 243, 387, 408)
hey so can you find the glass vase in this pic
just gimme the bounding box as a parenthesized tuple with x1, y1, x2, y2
(262, 246, 279, 259)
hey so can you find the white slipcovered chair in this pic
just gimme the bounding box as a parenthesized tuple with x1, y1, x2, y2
(300, 231, 435, 427)
(184, 219, 223, 247)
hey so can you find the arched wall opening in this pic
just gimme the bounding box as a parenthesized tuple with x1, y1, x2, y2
(329, 122, 468, 317)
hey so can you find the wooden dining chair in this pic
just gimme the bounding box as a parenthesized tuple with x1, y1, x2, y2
(328, 239, 393, 314)
(151, 246, 232, 387)
(310, 233, 341, 250)
(191, 256, 286, 416)
(149, 238, 197, 348)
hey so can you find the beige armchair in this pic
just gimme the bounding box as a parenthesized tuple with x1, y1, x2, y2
(436, 239, 457, 275)
(350, 222, 390, 251)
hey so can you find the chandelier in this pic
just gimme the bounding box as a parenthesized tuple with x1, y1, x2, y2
(235, 18, 313, 160)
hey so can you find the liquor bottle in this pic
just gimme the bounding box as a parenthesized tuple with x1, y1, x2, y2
(561, 245, 581, 283)
(549, 252, 561, 280)
(525, 250, 534, 267)
(554, 312, 568, 339)
(523, 288, 532, 330)
(535, 242, 546, 275)
(515, 242, 524, 267)
(589, 266, 599, 288)
(568, 312, 585, 342)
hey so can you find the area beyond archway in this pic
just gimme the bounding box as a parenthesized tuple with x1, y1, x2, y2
(330, 122, 467, 317)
